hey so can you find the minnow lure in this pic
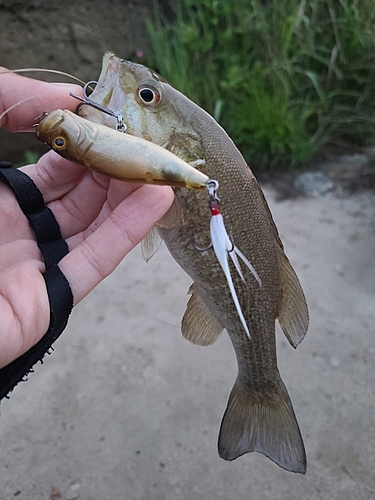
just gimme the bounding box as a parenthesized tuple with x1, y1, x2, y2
(36, 109, 209, 189)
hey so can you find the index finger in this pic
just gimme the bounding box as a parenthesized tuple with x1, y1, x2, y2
(0, 68, 83, 132)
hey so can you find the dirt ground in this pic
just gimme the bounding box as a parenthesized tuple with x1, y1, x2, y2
(0, 184, 374, 500)
(1, 2, 375, 499)
(0, 0, 155, 164)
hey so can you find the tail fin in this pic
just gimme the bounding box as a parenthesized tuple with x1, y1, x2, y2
(218, 379, 306, 474)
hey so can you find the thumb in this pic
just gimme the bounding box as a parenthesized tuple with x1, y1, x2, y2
(0, 69, 83, 132)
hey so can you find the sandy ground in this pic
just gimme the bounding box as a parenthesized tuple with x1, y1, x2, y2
(0, 185, 375, 500)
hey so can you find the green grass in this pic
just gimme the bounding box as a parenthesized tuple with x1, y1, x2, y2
(16, 150, 41, 167)
(147, 0, 375, 168)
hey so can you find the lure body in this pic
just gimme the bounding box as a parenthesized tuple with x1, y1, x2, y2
(36, 109, 209, 189)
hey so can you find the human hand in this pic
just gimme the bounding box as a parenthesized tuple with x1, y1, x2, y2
(0, 69, 174, 368)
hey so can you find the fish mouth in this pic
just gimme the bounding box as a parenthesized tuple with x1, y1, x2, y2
(78, 52, 127, 128)
(94, 52, 121, 108)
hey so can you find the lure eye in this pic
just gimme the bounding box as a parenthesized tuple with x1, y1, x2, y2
(138, 85, 161, 106)
(53, 136, 66, 150)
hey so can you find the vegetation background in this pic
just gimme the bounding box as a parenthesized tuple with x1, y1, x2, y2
(1, 0, 375, 171)
(148, 0, 375, 169)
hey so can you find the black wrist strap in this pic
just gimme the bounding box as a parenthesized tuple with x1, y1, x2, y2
(0, 161, 69, 268)
(0, 161, 74, 400)
(0, 266, 73, 399)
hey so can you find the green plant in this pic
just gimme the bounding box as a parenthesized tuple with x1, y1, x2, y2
(147, 0, 375, 168)
(17, 150, 41, 167)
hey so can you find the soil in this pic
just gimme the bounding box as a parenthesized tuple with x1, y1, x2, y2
(1, 186, 374, 500)
(0, 0, 155, 164)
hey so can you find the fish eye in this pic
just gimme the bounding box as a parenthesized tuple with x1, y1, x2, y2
(138, 85, 161, 106)
(53, 136, 66, 150)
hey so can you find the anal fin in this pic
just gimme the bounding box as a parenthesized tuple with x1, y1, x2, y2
(278, 253, 309, 348)
(182, 283, 223, 346)
(218, 378, 306, 474)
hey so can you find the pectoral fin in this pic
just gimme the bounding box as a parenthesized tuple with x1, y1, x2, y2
(141, 228, 163, 263)
(181, 283, 223, 346)
(278, 253, 309, 348)
(141, 196, 183, 262)
(156, 194, 183, 228)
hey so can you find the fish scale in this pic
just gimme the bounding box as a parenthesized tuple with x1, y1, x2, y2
(78, 52, 309, 474)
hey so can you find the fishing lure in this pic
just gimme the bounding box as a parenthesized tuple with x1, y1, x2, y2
(204, 180, 262, 339)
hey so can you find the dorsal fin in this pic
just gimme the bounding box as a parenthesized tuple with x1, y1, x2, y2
(252, 178, 309, 348)
(277, 253, 309, 348)
(182, 283, 223, 346)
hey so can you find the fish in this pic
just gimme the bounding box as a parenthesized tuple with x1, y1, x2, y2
(36, 109, 209, 189)
(78, 52, 309, 473)
(36, 108, 264, 336)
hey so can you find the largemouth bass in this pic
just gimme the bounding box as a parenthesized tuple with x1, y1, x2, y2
(36, 109, 209, 189)
(79, 52, 309, 473)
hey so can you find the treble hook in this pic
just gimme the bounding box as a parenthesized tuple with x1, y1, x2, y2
(191, 234, 213, 252)
(70, 80, 127, 132)
(33, 111, 48, 127)
(192, 229, 235, 254)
